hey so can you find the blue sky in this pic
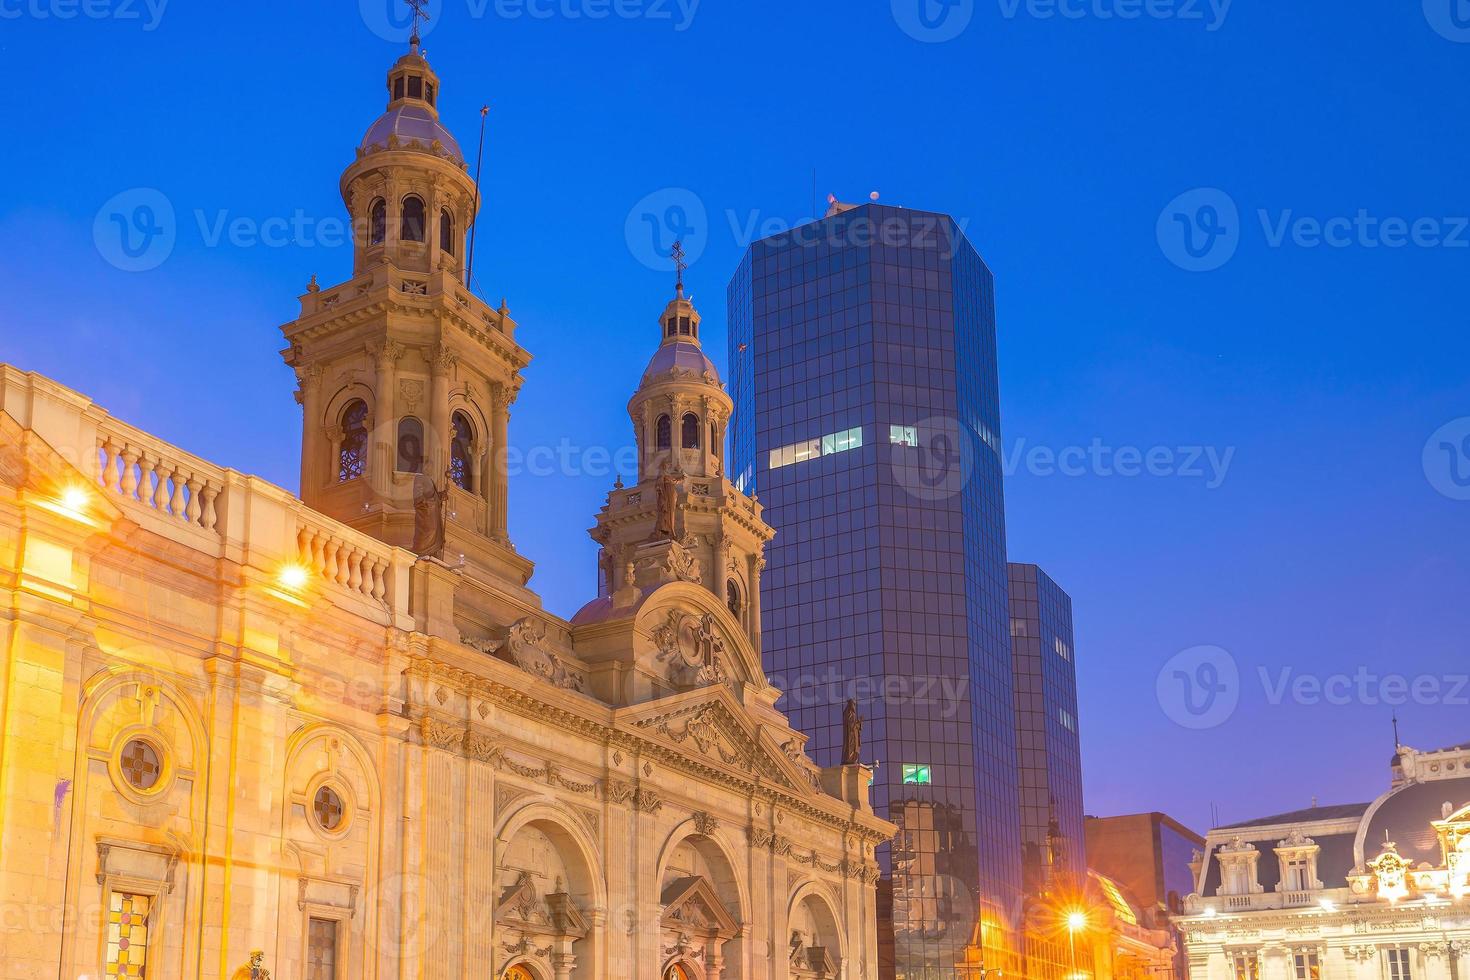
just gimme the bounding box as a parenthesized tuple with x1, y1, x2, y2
(2, 0, 1468, 835)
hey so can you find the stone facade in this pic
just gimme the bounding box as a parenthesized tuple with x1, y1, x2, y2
(1175, 743, 1470, 980)
(0, 37, 892, 980)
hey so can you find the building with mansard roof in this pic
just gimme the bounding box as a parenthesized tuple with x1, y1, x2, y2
(1175, 742, 1470, 980)
(0, 35, 892, 980)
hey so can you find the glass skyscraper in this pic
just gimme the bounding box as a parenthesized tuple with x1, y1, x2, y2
(729, 203, 1021, 979)
(1008, 563, 1084, 892)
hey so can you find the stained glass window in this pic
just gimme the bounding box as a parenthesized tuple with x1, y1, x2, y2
(450, 413, 475, 492)
(313, 786, 344, 832)
(337, 400, 369, 482)
(105, 891, 151, 978)
(307, 917, 338, 980)
(120, 740, 160, 791)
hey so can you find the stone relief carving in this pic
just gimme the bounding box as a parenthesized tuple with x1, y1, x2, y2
(471, 617, 586, 693)
(653, 611, 730, 688)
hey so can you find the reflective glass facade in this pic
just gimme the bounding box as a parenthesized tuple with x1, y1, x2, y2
(729, 204, 1020, 979)
(1009, 563, 1084, 892)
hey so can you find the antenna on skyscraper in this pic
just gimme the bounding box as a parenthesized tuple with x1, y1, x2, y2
(466, 105, 490, 290)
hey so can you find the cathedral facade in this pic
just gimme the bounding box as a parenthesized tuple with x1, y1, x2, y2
(0, 39, 892, 980)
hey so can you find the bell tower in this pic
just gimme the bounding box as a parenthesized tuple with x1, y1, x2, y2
(589, 253, 774, 651)
(281, 30, 534, 589)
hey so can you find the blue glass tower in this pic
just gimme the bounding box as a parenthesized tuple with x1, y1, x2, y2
(729, 203, 1020, 979)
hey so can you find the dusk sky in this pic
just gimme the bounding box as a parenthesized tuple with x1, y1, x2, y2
(3, 0, 1467, 836)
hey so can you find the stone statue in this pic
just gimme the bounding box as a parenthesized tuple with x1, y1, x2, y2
(842, 698, 863, 765)
(652, 461, 681, 540)
(411, 468, 449, 557)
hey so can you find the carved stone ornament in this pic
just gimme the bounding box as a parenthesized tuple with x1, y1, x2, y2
(653, 611, 731, 688)
(476, 617, 586, 693)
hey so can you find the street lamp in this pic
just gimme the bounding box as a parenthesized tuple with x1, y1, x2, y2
(1066, 909, 1088, 980)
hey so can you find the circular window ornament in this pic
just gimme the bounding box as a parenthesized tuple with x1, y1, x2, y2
(313, 785, 346, 833)
(120, 739, 162, 791)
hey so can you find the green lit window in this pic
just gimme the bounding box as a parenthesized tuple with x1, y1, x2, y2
(901, 764, 932, 785)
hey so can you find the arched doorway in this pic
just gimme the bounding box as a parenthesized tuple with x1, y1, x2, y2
(662, 961, 699, 980)
(502, 966, 538, 980)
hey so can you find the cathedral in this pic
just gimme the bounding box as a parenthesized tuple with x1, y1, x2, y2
(0, 34, 892, 980)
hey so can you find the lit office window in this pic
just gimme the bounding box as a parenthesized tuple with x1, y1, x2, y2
(901, 764, 932, 785)
(1054, 637, 1072, 662)
(889, 425, 917, 447)
(1059, 709, 1076, 733)
(769, 427, 863, 470)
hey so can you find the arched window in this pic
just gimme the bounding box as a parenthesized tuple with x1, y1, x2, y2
(450, 411, 475, 492)
(337, 399, 369, 481)
(401, 195, 426, 243)
(369, 199, 386, 246)
(439, 208, 456, 255)
(396, 417, 425, 473)
(656, 414, 672, 451)
(726, 579, 742, 619)
(681, 413, 700, 449)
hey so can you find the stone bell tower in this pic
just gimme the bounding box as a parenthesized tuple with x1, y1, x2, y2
(589, 253, 774, 651)
(281, 32, 534, 589)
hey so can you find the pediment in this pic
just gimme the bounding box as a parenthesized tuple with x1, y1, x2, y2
(661, 875, 739, 939)
(634, 582, 767, 692)
(622, 689, 815, 793)
(494, 872, 587, 939)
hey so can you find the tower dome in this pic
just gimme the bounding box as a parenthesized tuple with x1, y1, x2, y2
(358, 44, 465, 165)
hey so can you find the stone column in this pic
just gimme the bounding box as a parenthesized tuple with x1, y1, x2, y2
(297, 363, 325, 498)
(429, 347, 455, 481)
(490, 383, 512, 542)
(713, 533, 729, 604)
(370, 341, 401, 503)
(700, 395, 713, 476)
(748, 555, 764, 653)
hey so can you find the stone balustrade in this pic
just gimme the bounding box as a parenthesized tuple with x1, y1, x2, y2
(296, 518, 392, 605)
(96, 427, 225, 533)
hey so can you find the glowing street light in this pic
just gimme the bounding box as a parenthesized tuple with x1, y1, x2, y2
(277, 563, 310, 591)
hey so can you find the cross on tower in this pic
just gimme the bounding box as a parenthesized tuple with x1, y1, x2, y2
(670, 239, 687, 297)
(405, 0, 431, 46)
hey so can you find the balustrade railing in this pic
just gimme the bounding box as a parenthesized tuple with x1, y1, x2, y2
(295, 520, 391, 605)
(96, 429, 225, 533)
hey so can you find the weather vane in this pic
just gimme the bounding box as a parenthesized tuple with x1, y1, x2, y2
(406, 0, 431, 47)
(671, 239, 687, 296)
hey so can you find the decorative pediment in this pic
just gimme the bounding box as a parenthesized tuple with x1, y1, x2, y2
(629, 694, 804, 791)
(661, 875, 739, 940)
(634, 583, 767, 691)
(495, 871, 588, 940)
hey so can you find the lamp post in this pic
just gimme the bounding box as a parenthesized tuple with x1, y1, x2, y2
(1067, 910, 1088, 980)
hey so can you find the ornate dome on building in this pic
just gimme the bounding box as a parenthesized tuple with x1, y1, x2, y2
(1176, 740, 1470, 980)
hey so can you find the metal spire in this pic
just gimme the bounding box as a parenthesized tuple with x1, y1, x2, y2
(406, 0, 431, 48)
(671, 239, 687, 298)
